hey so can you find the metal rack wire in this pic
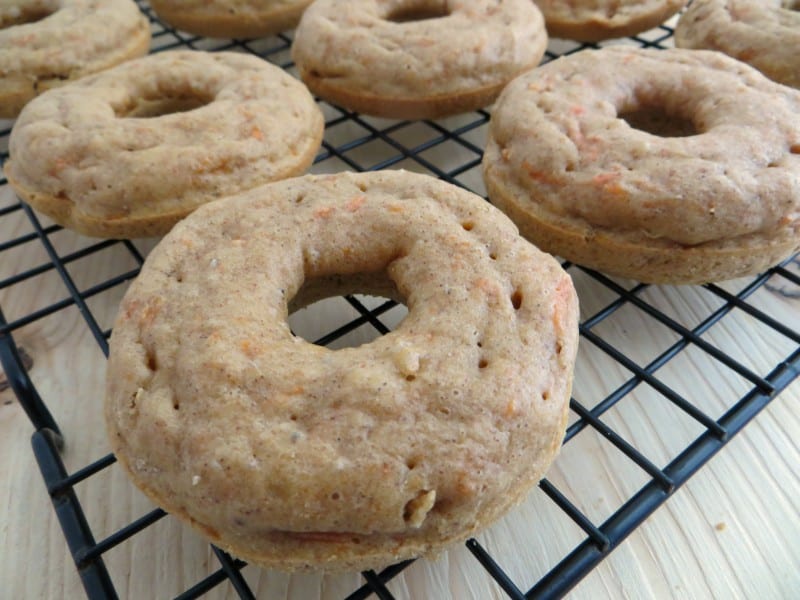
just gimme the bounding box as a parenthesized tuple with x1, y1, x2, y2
(1, 3, 798, 599)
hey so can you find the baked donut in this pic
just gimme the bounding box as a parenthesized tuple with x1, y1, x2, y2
(149, 0, 313, 39)
(105, 170, 579, 572)
(0, 0, 151, 119)
(533, 0, 688, 42)
(291, 0, 548, 119)
(675, 0, 800, 89)
(5, 50, 324, 239)
(483, 47, 800, 285)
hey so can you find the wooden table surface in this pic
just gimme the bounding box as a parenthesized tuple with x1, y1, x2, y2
(1, 10, 799, 598)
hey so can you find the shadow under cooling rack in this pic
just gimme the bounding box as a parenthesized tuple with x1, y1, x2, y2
(1, 3, 799, 599)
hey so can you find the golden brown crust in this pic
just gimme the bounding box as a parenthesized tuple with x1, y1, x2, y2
(482, 47, 800, 284)
(149, 0, 313, 38)
(6, 51, 324, 239)
(0, 0, 151, 119)
(292, 0, 548, 119)
(4, 143, 318, 238)
(534, 0, 688, 42)
(298, 68, 517, 121)
(484, 155, 800, 284)
(675, 0, 800, 89)
(105, 170, 579, 571)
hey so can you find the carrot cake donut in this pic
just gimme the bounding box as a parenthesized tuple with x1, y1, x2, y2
(675, 0, 800, 89)
(483, 47, 800, 284)
(533, 0, 688, 42)
(5, 50, 324, 238)
(292, 0, 548, 119)
(149, 0, 313, 38)
(105, 170, 579, 571)
(0, 0, 151, 118)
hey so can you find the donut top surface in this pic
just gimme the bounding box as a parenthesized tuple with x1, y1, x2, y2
(291, 0, 547, 97)
(105, 170, 578, 570)
(6, 50, 324, 237)
(487, 47, 800, 247)
(0, 0, 147, 78)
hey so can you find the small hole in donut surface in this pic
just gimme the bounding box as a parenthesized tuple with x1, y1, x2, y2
(619, 106, 698, 138)
(790, 144, 800, 154)
(387, 1, 450, 23)
(0, 5, 55, 29)
(462, 222, 474, 231)
(119, 94, 215, 119)
(511, 290, 523, 310)
(478, 358, 489, 369)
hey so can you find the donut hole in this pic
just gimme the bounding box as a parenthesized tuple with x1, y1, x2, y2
(287, 271, 408, 350)
(386, 1, 451, 23)
(117, 92, 216, 119)
(619, 103, 698, 138)
(0, 4, 57, 29)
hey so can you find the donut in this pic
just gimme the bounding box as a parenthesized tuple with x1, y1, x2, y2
(148, 0, 313, 39)
(291, 0, 548, 120)
(482, 47, 800, 285)
(532, 0, 688, 42)
(5, 50, 324, 239)
(105, 170, 579, 571)
(675, 0, 800, 90)
(0, 0, 151, 119)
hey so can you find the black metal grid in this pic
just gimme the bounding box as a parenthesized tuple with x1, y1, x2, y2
(1, 3, 798, 599)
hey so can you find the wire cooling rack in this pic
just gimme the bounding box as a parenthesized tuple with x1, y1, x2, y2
(1, 3, 799, 599)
